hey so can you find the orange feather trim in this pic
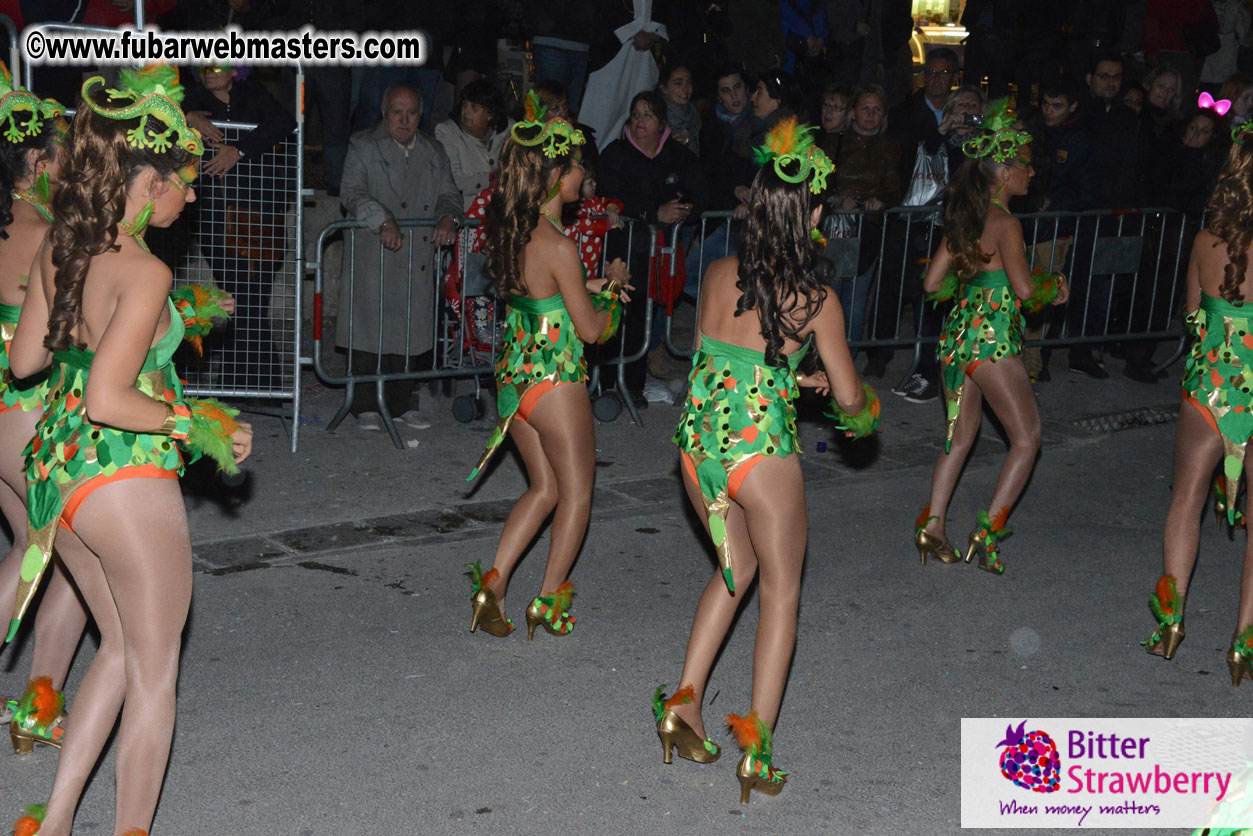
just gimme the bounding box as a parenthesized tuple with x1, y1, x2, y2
(548, 581, 575, 614)
(28, 677, 61, 726)
(767, 116, 800, 156)
(122, 830, 150, 836)
(13, 816, 41, 836)
(1156, 574, 1179, 616)
(726, 711, 762, 751)
(915, 504, 932, 529)
(184, 334, 205, 356)
(481, 568, 500, 588)
(664, 685, 695, 711)
(990, 506, 1010, 532)
(192, 400, 241, 436)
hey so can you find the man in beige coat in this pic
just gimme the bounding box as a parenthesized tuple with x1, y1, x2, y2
(337, 85, 461, 430)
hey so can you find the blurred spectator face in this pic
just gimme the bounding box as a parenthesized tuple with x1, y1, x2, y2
(200, 66, 235, 93)
(460, 100, 492, 139)
(716, 73, 747, 116)
(1041, 94, 1078, 127)
(1148, 74, 1179, 110)
(751, 80, 781, 118)
(662, 67, 693, 107)
(1183, 114, 1217, 148)
(821, 95, 850, 133)
(1234, 87, 1253, 121)
(924, 59, 956, 101)
(1123, 87, 1145, 114)
(1087, 60, 1123, 103)
(629, 99, 665, 148)
(548, 97, 572, 120)
(383, 88, 421, 144)
(852, 92, 885, 136)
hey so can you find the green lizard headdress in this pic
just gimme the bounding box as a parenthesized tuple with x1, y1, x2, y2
(0, 62, 64, 145)
(751, 117, 835, 194)
(962, 98, 1032, 164)
(81, 65, 204, 156)
(1233, 120, 1253, 147)
(510, 90, 585, 159)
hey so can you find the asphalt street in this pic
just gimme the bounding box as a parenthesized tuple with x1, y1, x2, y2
(1, 349, 1243, 836)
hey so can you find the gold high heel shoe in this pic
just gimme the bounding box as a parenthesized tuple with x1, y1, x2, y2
(653, 685, 719, 764)
(1227, 625, 1253, 686)
(727, 711, 787, 804)
(467, 563, 514, 637)
(8, 678, 64, 755)
(914, 505, 960, 564)
(964, 507, 1010, 575)
(525, 581, 575, 640)
(1142, 575, 1185, 660)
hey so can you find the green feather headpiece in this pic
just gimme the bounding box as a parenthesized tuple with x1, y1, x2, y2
(0, 61, 64, 145)
(751, 117, 835, 194)
(962, 98, 1032, 164)
(1233, 120, 1253, 147)
(81, 65, 204, 156)
(510, 90, 585, 159)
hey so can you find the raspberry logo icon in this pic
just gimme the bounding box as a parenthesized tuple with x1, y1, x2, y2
(995, 720, 1061, 793)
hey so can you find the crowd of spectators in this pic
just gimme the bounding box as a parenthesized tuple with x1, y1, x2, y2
(11, 0, 1253, 414)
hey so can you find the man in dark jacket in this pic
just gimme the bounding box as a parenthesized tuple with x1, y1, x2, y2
(1066, 51, 1140, 379)
(887, 47, 956, 189)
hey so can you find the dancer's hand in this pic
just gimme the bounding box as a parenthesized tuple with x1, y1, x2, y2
(219, 294, 236, 315)
(231, 422, 253, 464)
(1053, 274, 1070, 305)
(798, 370, 830, 396)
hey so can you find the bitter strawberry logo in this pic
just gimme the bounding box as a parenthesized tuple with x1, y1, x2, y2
(996, 720, 1061, 793)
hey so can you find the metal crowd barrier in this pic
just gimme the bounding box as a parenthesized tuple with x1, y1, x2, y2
(662, 206, 1196, 379)
(311, 214, 666, 446)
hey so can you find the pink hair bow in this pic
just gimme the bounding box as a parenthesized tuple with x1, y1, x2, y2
(1199, 91, 1232, 116)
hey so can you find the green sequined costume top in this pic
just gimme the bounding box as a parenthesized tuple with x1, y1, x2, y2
(8, 301, 186, 643)
(468, 293, 589, 480)
(1183, 292, 1253, 524)
(937, 269, 1023, 452)
(674, 334, 810, 591)
(0, 302, 44, 413)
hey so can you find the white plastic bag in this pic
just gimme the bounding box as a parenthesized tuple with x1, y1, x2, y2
(901, 142, 949, 207)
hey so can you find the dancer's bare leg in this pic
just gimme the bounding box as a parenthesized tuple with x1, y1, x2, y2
(0, 409, 87, 689)
(670, 463, 759, 740)
(672, 455, 807, 736)
(485, 416, 557, 606)
(970, 358, 1042, 518)
(526, 383, 596, 595)
(738, 455, 807, 730)
(1237, 457, 1253, 644)
(924, 375, 984, 542)
(38, 478, 192, 836)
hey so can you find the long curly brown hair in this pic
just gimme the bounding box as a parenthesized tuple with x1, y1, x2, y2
(943, 154, 1004, 281)
(46, 87, 195, 351)
(482, 130, 577, 298)
(1206, 140, 1253, 304)
(736, 162, 831, 368)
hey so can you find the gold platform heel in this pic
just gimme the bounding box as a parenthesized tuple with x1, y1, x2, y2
(915, 504, 960, 564)
(466, 563, 514, 637)
(1142, 574, 1185, 660)
(1227, 625, 1253, 686)
(964, 507, 1010, 575)
(727, 711, 787, 804)
(653, 685, 719, 764)
(525, 582, 576, 640)
(8, 678, 64, 756)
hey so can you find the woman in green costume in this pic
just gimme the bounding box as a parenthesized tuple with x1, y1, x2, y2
(7, 67, 251, 836)
(0, 67, 91, 757)
(1144, 124, 1253, 687)
(655, 117, 878, 803)
(914, 101, 1067, 575)
(465, 91, 628, 641)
